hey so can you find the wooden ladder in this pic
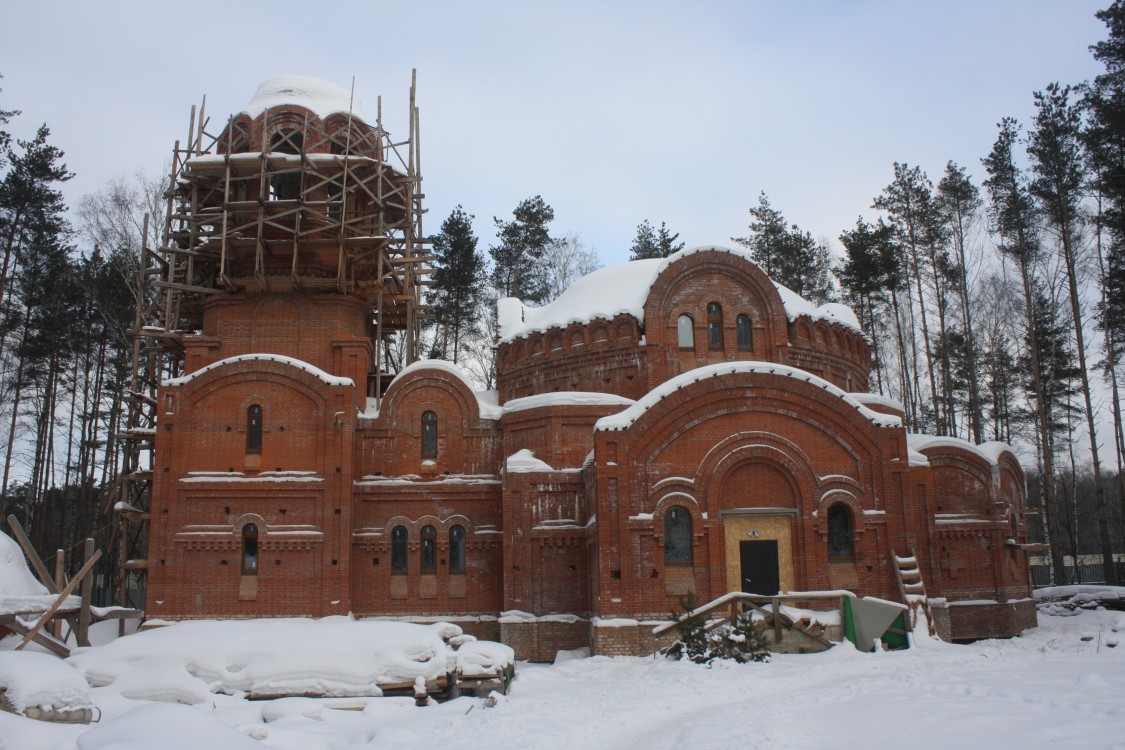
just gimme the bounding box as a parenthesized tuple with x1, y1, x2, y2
(891, 549, 933, 636)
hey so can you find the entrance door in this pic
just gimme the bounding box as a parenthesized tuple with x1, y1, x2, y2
(740, 540, 780, 595)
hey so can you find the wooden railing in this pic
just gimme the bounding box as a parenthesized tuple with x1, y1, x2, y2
(652, 591, 850, 650)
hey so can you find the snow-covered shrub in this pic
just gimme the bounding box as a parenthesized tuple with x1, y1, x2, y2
(663, 598, 771, 664)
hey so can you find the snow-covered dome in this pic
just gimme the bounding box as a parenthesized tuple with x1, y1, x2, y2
(243, 76, 367, 122)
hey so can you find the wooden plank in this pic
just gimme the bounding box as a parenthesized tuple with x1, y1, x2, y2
(15, 550, 101, 651)
(78, 538, 95, 647)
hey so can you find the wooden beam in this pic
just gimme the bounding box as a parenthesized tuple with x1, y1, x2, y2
(78, 538, 95, 647)
(16, 550, 101, 651)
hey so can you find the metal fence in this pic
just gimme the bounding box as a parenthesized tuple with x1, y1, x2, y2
(1031, 563, 1125, 587)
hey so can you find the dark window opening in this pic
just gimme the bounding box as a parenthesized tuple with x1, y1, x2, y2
(827, 503, 854, 560)
(241, 524, 259, 575)
(421, 525, 437, 573)
(246, 405, 263, 455)
(269, 130, 303, 200)
(664, 506, 693, 566)
(391, 526, 408, 575)
(450, 525, 466, 574)
(677, 314, 694, 350)
(422, 411, 438, 458)
(707, 303, 723, 350)
(737, 314, 753, 351)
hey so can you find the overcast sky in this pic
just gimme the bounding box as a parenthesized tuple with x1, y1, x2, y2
(1, 1, 1110, 265)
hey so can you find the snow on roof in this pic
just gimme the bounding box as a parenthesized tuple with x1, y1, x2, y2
(163, 354, 354, 388)
(502, 392, 636, 414)
(848, 392, 906, 413)
(243, 76, 367, 122)
(505, 448, 557, 473)
(388, 359, 503, 420)
(906, 434, 1018, 467)
(497, 244, 862, 344)
(595, 361, 903, 432)
(0, 652, 92, 715)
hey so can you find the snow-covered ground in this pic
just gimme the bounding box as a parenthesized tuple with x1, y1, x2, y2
(1, 602, 1123, 749)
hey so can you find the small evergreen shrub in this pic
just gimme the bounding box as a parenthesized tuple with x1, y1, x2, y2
(663, 597, 771, 664)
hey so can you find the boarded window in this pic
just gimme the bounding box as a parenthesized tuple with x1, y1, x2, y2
(391, 526, 408, 574)
(421, 525, 437, 573)
(664, 507, 693, 565)
(677, 315, 694, 350)
(827, 504, 854, 559)
(450, 525, 466, 574)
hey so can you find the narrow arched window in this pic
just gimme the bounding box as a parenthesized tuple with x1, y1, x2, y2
(241, 524, 259, 575)
(421, 411, 438, 458)
(737, 314, 753, 351)
(420, 525, 437, 574)
(246, 405, 263, 455)
(449, 525, 466, 574)
(707, 303, 723, 350)
(677, 315, 694, 350)
(827, 503, 854, 560)
(269, 130, 303, 200)
(391, 526, 408, 575)
(664, 507, 693, 566)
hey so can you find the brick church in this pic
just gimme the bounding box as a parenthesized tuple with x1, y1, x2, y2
(142, 78, 1036, 658)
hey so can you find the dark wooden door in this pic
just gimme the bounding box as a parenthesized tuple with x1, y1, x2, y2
(740, 540, 780, 595)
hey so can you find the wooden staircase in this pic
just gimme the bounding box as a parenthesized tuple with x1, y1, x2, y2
(891, 549, 934, 636)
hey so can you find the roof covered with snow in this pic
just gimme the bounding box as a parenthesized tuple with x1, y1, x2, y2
(242, 76, 367, 122)
(497, 244, 862, 344)
(595, 361, 902, 431)
(906, 434, 1019, 468)
(163, 353, 354, 388)
(502, 392, 636, 414)
(385, 359, 503, 420)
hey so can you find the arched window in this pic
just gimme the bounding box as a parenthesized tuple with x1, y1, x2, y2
(737, 314, 753, 351)
(246, 405, 263, 455)
(269, 130, 303, 200)
(241, 524, 259, 575)
(449, 525, 466, 575)
(421, 411, 438, 458)
(391, 526, 408, 575)
(420, 525, 437, 574)
(827, 503, 854, 560)
(707, 302, 723, 350)
(677, 315, 694, 350)
(664, 507, 693, 566)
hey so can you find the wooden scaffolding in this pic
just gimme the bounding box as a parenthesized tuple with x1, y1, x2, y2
(108, 74, 429, 608)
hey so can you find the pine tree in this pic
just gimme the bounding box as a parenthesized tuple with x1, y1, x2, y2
(1083, 1, 1125, 563)
(936, 162, 985, 443)
(983, 117, 1066, 583)
(429, 206, 485, 364)
(733, 192, 835, 303)
(873, 164, 951, 434)
(1029, 81, 1116, 583)
(0, 124, 73, 522)
(490, 196, 555, 304)
(628, 220, 660, 260)
(656, 222, 684, 258)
